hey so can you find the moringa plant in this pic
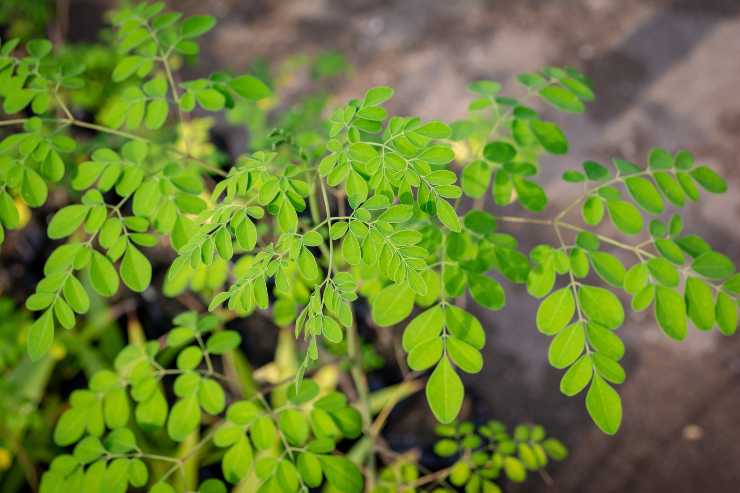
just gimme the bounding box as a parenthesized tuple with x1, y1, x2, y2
(0, 2, 738, 492)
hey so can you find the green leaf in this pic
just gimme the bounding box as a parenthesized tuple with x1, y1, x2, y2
(560, 355, 592, 396)
(322, 317, 343, 343)
(715, 291, 738, 336)
(579, 285, 624, 330)
(539, 86, 584, 113)
(167, 394, 200, 441)
(402, 305, 444, 351)
(298, 247, 320, 280)
(20, 168, 48, 207)
(371, 283, 415, 327)
(446, 336, 483, 373)
(426, 355, 464, 423)
(542, 438, 569, 460)
(278, 201, 298, 233)
(582, 196, 604, 225)
(318, 455, 363, 493)
(548, 323, 585, 369)
(461, 160, 491, 198)
(503, 457, 526, 483)
(145, 99, 169, 129)
(589, 252, 625, 288)
(407, 337, 443, 371)
(492, 170, 513, 205)
(690, 166, 727, 193)
(196, 89, 225, 111)
(63, 275, 90, 314)
(692, 251, 735, 280)
(468, 80, 501, 95)
(536, 288, 575, 335)
(582, 161, 609, 181)
(648, 148, 673, 169)
(685, 278, 715, 331)
(513, 177, 547, 212)
(28, 309, 54, 361)
(592, 353, 625, 384)
(469, 275, 505, 310)
(181, 15, 216, 38)
(296, 452, 323, 487)
(112, 56, 145, 82)
(606, 199, 643, 235)
(27, 39, 53, 58)
(279, 409, 310, 446)
(654, 286, 687, 340)
(363, 86, 394, 106)
(624, 263, 649, 295)
(654, 238, 685, 265)
(90, 251, 119, 297)
(654, 172, 685, 207)
(74, 436, 105, 464)
(206, 331, 240, 354)
(587, 322, 625, 360)
(586, 373, 622, 435)
(647, 257, 680, 287)
(250, 415, 277, 450)
(222, 436, 252, 484)
(445, 305, 485, 349)
(625, 176, 664, 214)
(527, 260, 556, 298)
(0, 191, 19, 229)
(104, 390, 129, 429)
(417, 121, 451, 138)
(463, 210, 497, 236)
(48, 205, 88, 239)
(483, 141, 516, 163)
(53, 407, 86, 446)
(120, 244, 151, 292)
(199, 379, 225, 414)
(228, 75, 271, 100)
(530, 120, 568, 154)
(150, 483, 176, 493)
(436, 198, 461, 232)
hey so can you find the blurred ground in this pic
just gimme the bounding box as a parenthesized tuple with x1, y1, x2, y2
(62, 0, 740, 491)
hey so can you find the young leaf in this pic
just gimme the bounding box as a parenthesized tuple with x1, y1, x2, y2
(229, 75, 272, 100)
(181, 15, 216, 38)
(606, 200, 643, 236)
(560, 354, 592, 396)
(586, 373, 622, 435)
(548, 323, 585, 369)
(371, 283, 415, 327)
(436, 198, 461, 232)
(539, 86, 584, 113)
(318, 455, 363, 493)
(402, 305, 444, 351)
(426, 355, 464, 424)
(90, 251, 119, 297)
(578, 285, 624, 330)
(28, 310, 55, 361)
(654, 286, 687, 340)
(120, 244, 152, 292)
(685, 278, 715, 331)
(536, 288, 575, 335)
(48, 205, 88, 239)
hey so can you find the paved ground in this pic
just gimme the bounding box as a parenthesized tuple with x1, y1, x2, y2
(69, 0, 740, 490)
